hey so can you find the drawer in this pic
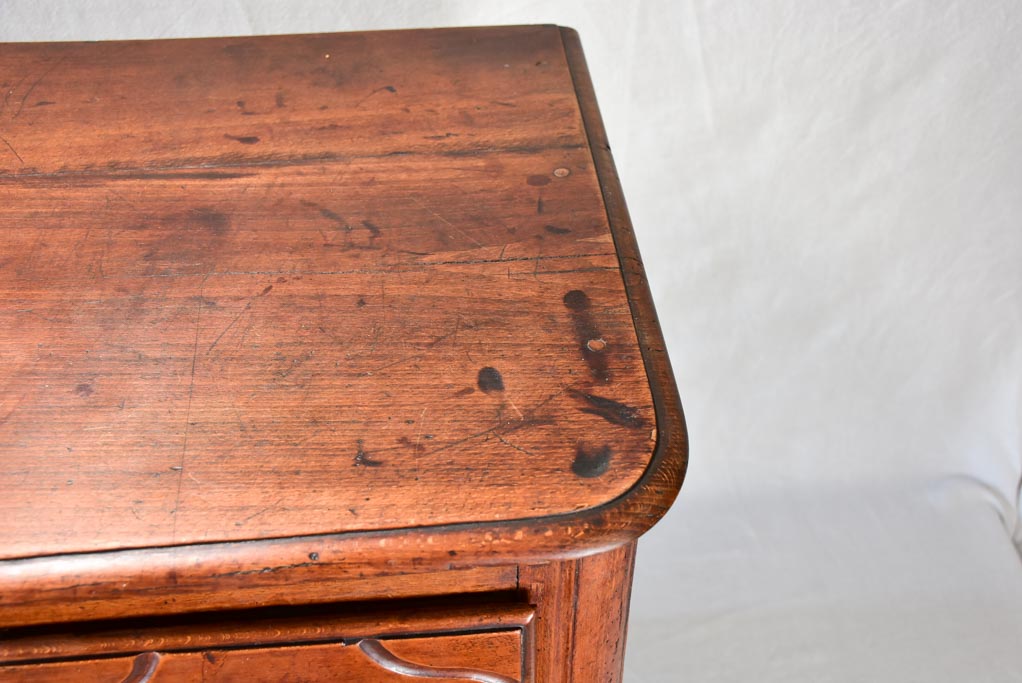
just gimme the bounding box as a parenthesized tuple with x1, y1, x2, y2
(0, 601, 533, 682)
(0, 632, 521, 682)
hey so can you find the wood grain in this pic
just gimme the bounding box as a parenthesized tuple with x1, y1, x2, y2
(0, 25, 657, 560)
(519, 541, 636, 682)
(0, 30, 687, 676)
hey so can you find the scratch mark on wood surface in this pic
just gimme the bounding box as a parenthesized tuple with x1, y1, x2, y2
(14, 308, 68, 324)
(354, 84, 397, 108)
(172, 270, 213, 541)
(357, 353, 422, 377)
(496, 433, 535, 457)
(413, 406, 429, 454)
(73, 225, 93, 265)
(234, 497, 284, 526)
(505, 397, 524, 420)
(97, 226, 114, 279)
(0, 133, 23, 164)
(14, 54, 68, 119)
(426, 316, 462, 348)
(0, 73, 30, 118)
(409, 197, 482, 247)
(207, 302, 251, 354)
(418, 391, 561, 459)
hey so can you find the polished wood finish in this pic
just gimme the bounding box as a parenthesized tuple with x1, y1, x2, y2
(0, 26, 655, 560)
(0, 25, 687, 681)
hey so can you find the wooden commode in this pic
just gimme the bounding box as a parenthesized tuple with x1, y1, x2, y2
(0, 25, 687, 681)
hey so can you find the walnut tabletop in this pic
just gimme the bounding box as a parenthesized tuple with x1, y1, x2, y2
(0, 26, 687, 638)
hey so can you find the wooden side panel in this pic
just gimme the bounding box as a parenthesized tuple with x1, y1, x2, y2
(519, 540, 636, 683)
(571, 541, 636, 680)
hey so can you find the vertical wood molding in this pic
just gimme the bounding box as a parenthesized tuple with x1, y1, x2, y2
(519, 541, 637, 682)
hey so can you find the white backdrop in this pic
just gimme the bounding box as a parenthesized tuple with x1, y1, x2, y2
(4, 2, 1022, 680)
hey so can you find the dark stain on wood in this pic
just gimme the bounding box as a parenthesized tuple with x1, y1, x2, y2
(361, 220, 382, 239)
(477, 367, 505, 393)
(73, 383, 94, 398)
(527, 174, 551, 186)
(191, 207, 231, 236)
(397, 436, 426, 453)
(137, 209, 232, 274)
(563, 290, 610, 383)
(454, 387, 476, 397)
(568, 388, 647, 429)
(562, 290, 590, 312)
(191, 295, 219, 308)
(353, 439, 383, 467)
(224, 133, 261, 145)
(571, 443, 612, 478)
(543, 224, 570, 235)
(317, 206, 345, 226)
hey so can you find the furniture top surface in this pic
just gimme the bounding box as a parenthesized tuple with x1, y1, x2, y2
(0, 26, 660, 559)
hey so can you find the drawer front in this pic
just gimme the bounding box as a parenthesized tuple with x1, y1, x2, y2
(0, 630, 522, 682)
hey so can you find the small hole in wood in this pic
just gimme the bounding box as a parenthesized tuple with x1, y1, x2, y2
(586, 338, 606, 352)
(553, 167, 571, 178)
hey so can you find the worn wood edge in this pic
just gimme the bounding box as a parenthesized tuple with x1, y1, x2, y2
(0, 25, 688, 626)
(556, 24, 689, 529)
